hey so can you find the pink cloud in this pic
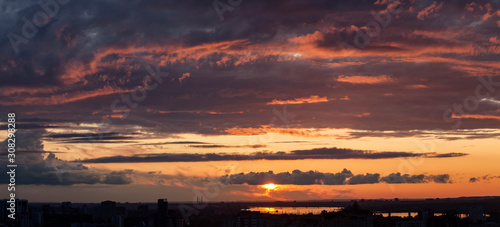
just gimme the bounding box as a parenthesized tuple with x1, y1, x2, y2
(417, 1, 444, 20)
(267, 95, 330, 105)
(337, 75, 395, 84)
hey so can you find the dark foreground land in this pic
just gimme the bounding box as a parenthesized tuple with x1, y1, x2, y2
(1, 196, 500, 227)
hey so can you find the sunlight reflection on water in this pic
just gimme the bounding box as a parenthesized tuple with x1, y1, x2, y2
(244, 207, 343, 214)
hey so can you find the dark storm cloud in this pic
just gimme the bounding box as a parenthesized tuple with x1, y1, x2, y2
(0, 153, 133, 185)
(1, 0, 494, 192)
(220, 169, 452, 185)
(1, 129, 45, 151)
(2, 153, 133, 185)
(0, 0, 499, 136)
(79, 146, 467, 163)
(0, 130, 133, 185)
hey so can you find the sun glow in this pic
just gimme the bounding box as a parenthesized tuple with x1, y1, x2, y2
(262, 183, 278, 190)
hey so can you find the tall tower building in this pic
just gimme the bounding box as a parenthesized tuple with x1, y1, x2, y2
(0, 199, 29, 227)
(158, 199, 169, 227)
(100, 200, 117, 222)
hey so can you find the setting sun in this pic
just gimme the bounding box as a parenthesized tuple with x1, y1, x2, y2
(262, 183, 278, 190)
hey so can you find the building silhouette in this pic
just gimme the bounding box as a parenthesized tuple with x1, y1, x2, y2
(0, 199, 29, 227)
(2, 197, 499, 227)
(158, 199, 169, 227)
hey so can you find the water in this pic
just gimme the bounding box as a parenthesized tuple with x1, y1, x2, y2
(374, 212, 469, 219)
(244, 208, 471, 218)
(374, 212, 419, 218)
(244, 207, 343, 215)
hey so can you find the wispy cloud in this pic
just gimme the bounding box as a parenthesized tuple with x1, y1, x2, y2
(267, 95, 330, 105)
(336, 75, 395, 84)
(469, 175, 500, 183)
(189, 144, 267, 148)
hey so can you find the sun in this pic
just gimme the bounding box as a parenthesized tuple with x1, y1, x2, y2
(262, 183, 277, 190)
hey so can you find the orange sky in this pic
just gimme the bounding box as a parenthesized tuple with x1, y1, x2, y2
(1, 0, 500, 203)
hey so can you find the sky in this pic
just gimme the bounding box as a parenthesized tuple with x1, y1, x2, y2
(0, 0, 499, 203)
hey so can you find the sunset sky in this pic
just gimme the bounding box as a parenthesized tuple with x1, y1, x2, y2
(1, 0, 499, 203)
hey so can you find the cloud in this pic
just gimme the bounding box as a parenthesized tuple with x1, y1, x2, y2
(0, 0, 499, 141)
(220, 169, 451, 185)
(1, 129, 45, 151)
(380, 173, 451, 184)
(430, 152, 469, 158)
(267, 95, 330, 105)
(223, 127, 326, 137)
(336, 75, 395, 84)
(222, 169, 356, 185)
(0, 151, 133, 186)
(452, 114, 500, 121)
(343, 129, 500, 140)
(189, 144, 267, 148)
(179, 73, 190, 83)
(289, 147, 466, 159)
(0, 0, 497, 196)
(405, 84, 428, 89)
(102, 170, 134, 185)
(347, 173, 381, 185)
(469, 175, 500, 183)
(0, 130, 133, 185)
(139, 141, 211, 145)
(45, 132, 138, 143)
(146, 108, 245, 115)
(80, 147, 467, 163)
(490, 37, 500, 45)
(417, 1, 444, 20)
(428, 174, 451, 183)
